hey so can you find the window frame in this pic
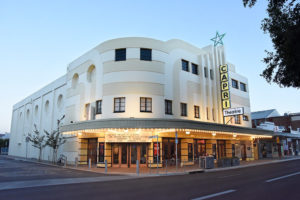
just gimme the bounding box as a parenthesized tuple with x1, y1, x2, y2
(115, 48, 126, 61)
(140, 97, 152, 113)
(180, 103, 187, 117)
(235, 115, 241, 124)
(96, 100, 102, 114)
(165, 99, 173, 115)
(243, 115, 249, 121)
(240, 82, 247, 92)
(181, 59, 189, 72)
(191, 63, 198, 75)
(140, 48, 152, 61)
(194, 105, 200, 118)
(114, 97, 126, 113)
(232, 79, 239, 89)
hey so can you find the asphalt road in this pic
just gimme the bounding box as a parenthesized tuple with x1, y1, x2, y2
(0, 156, 299, 200)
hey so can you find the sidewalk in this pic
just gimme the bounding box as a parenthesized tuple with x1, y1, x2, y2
(3, 155, 300, 176)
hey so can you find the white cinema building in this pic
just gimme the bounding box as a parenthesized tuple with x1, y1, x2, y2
(9, 37, 273, 168)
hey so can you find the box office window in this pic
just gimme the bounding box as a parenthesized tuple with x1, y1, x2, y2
(96, 100, 102, 114)
(115, 48, 126, 61)
(140, 48, 152, 61)
(188, 143, 193, 161)
(153, 142, 161, 164)
(165, 99, 172, 115)
(182, 59, 189, 72)
(140, 97, 152, 112)
(192, 63, 198, 75)
(181, 103, 187, 116)
(232, 79, 239, 89)
(114, 97, 125, 112)
(98, 143, 104, 163)
(194, 105, 200, 118)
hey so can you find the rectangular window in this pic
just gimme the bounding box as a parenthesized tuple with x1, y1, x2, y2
(140, 48, 152, 61)
(194, 105, 200, 118)
(232, 79, 239, 89)
(206, 107, 209, 120)
(204, 67, 208, 78)
(153, 142, 160, 164)
(212, 108, 215, 121)
(96, 100, 102, 114)
(235, 115, 241, 124)
(243, 115, 249, 121)
(188, 143, 193, 161)
(140, 97, 152, 112)
(192, 63, 198, 75)
(115, 48, 126, 61)
(99, 143, 105, 163)
(210, 69, 214, 80)
(240, 82, 247, 92)
(165, 100, 172, 115)
(114, 97, 125, 112)
(182, 59, 189, 72)
(180, 103, 187, 116)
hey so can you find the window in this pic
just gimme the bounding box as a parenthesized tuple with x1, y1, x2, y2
(182, 60, 189, 72)
(114, 97, 125, 112)
(243, 115, 249, 121)
(99, 143, 105, 163)
(206, 107, 209, 120)
(165, 100, 172, 115)
(232, 144, 236, 157)
(240, 82, 247, 92)
(188, 143, 193, 161)
(204, 67, 208, 78)
(212, 108, 215, 121)
(180, 103, 187, 116)
(194, 106, 200, 118)
(192, 63, 198, 75)
(232, 79, 239, 89)
(115, 48, 126, 61)
(140, 48, 152, 61)
(235, 115, 241, 124)
(210, 69, 214, 80)
(140, 97, 152, 112)
(96, 100, 102, 114)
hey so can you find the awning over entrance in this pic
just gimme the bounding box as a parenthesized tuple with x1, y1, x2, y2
(61, 118, 273, 137)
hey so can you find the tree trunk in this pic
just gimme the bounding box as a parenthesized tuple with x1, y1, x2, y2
(38, 148, 42, 161)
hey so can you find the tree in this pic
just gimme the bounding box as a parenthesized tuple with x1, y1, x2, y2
(243, 0, 300, 88)
(27, 124, 46, 161)
(44, 115, 66, 163)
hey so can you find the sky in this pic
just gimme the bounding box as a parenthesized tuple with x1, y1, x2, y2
(0, 0, 299, 133)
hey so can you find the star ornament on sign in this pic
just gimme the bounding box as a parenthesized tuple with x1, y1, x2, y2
(211, 31, 226, 46)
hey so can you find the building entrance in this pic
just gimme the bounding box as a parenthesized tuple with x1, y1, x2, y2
(112, 143, 148, 167)
(87, 138, 97, 164)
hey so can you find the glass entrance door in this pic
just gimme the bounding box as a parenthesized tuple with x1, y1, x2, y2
(112, 144, 119, 166)
(121, 144, 128, 166)
(130, 144, 137, 165)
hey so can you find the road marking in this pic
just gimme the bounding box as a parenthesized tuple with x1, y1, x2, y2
(218, 174, 241, 178)
(266, 172, 300, 183)
(192, 189, 236, 200)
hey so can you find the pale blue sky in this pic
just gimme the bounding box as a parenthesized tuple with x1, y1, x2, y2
(0, 0, 299, 132)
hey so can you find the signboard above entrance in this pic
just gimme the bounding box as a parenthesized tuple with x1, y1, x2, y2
(223, 107, 244, 117)
(105, 131, 152, 143)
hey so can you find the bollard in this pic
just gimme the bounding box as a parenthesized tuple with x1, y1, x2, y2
(136, 160, 139, 175)
(199, 156, 201, 168)
(75, 157, 78, 168)
(165, 160, 168, 174)
(64, 157, 67, 168)
(105, 160, 107, 173)
(88, 158, 91, 169)
(176, 159, 178, 172)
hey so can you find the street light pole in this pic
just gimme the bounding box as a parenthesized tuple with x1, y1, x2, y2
(175, 131, 178, 171)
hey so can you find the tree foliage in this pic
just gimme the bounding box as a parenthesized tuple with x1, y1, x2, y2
(27, 124, 46, 161)
(243, 0, 300, 88)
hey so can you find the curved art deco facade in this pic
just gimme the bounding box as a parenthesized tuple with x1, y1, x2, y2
(9, 37, 267, 166)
